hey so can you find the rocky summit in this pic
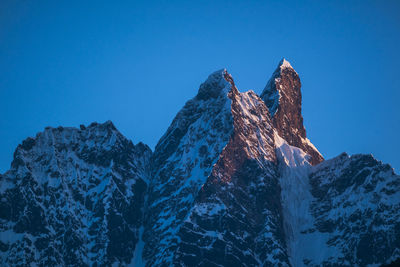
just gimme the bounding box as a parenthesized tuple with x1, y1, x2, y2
(1, 59, 399, 267)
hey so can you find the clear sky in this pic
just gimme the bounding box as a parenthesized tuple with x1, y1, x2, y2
(1, 0, 399, 173)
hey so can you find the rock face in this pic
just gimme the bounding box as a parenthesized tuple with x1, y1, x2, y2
(0, 122, 151, 266)
(1, 59, 399, 267)
(261, 59, 323, 165)
(159, 71, 289, 266)
(306, 153, 400, 266)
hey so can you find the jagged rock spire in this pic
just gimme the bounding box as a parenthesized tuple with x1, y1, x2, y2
(261, 58, 323, 165)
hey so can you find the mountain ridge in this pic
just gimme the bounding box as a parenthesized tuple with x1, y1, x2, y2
(1, 60, 399, 266)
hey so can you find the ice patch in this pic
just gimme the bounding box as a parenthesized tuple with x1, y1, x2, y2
(275, 132, 340, 266)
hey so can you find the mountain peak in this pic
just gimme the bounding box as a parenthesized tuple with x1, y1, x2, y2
(87, 120, 117, 131)
(278, 58, 295, 71)
(261, 59, 323, 165)
(196, 68, 236, 100)
(260, 59, 298, 117)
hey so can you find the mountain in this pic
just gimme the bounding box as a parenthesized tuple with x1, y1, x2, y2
(1, 59, 399, 266)
(0, 122, 151, 266)
(144, 70, 289, 266)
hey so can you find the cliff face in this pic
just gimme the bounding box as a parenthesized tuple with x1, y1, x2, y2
(0, 60, 399, 267)
(261, 59, 323, 165)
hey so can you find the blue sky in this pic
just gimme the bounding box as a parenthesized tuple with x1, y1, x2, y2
(1, 0, 399, 172)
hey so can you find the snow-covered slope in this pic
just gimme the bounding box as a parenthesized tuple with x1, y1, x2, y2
(0, 121, 151, 266)
(143, 69, 235, 266)
(305, 153, 400, 266)
(0, 59, 399, 267)
(274, 132, 315, 267)
(274, 133, 400, 267)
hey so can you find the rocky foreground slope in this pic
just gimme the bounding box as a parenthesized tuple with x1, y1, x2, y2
(1, 59, 399, 266)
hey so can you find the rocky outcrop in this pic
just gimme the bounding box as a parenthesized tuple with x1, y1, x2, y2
(261, 59, 323, 165)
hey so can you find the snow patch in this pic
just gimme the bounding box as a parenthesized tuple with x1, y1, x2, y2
(279, 58, 294, 70)
(275, 132, 340, 266)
